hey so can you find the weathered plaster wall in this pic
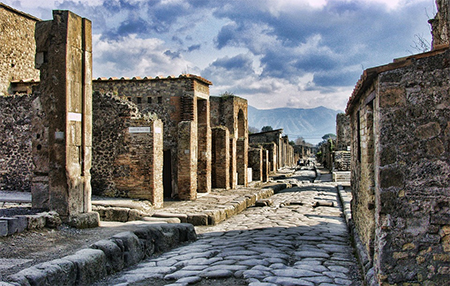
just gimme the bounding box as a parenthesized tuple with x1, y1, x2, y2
(0, 4, 40, 96)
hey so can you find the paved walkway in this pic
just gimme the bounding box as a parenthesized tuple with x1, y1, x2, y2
(94, 169, 362, 286)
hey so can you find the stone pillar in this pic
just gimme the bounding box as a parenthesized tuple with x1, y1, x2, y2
(32, 10, 98, 227)
(177, 121, 197, 200)
(237, 138, 248, 186)
(212, 127, 230, 189)
(262, 149, 269, 182)
(248, 147, 262, 182)
(229, 138, 237, 189)
(197, 98, 211, 193)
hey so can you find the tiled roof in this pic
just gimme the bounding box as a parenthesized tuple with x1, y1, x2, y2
(345, 45, 449, 115)
(93, 74, 213, 85)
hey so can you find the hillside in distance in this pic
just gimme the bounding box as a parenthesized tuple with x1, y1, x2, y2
(248, 106, 342, 145)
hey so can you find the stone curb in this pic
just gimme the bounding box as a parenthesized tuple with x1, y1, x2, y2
(336, 184, 377, 286)
(4, 223, 196, 286)
(0, 212, 61, 237)
(153, 185, 288, 226)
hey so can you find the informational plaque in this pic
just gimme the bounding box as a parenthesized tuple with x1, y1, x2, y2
(129, 127, 151, 133)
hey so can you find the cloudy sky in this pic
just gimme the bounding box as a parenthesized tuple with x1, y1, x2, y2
(6, 0, 436, 111)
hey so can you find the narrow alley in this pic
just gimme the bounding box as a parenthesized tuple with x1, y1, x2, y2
(94, 168, 362, 286)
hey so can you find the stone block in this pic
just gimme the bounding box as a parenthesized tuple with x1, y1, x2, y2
(90, 239, 125, 274)
(33, 259, 77, 286)
(44, 211, 61, 228)
(111, 231, 144, 267)
(152, 212, 187, 223)
(67, 212, 99, 229)
(25, 213, 46, 230)
(65, 249, 107, 286)
(0, 219, 8, 237)
(187, 214, 208, 226)
(3, 216, 27, 235)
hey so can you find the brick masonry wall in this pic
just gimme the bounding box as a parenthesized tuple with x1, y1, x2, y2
(0, 94, 36, 192)
(0, 4, 40, 96)
(212, 127, 230, 189)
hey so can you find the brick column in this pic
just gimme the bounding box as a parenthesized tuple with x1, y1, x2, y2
(212, 127, 230, 189)
(177, 121, 197, 200)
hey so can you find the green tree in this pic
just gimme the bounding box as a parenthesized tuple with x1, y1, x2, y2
(322, 133, 336, 140)
(261, 126, 273, 132)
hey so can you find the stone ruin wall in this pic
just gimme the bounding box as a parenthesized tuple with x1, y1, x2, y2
(349, 49, 450, 284)
(348, 83, 376, 269)
(430, 0, 450, 49)
(374, 50, 450, 284)
(0, 94, 36, 192)
(0, 4, 40, 96)
(92, 78, 184, 196)
(210, 95, 249, 187)
(91, 92, 163, 207)
(336, 113, 351, 151)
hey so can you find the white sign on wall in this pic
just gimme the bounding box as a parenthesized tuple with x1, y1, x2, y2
(129, 127, 151, 133)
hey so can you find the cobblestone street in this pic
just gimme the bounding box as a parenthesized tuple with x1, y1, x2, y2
(94, 169, 362, 286)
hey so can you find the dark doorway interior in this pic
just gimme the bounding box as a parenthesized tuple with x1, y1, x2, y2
(163, 150, 172, 198)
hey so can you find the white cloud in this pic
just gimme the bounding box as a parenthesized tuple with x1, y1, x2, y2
(92, 34, 194, 78)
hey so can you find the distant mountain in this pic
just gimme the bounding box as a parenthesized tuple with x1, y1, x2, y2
(248, 106, 342, 145)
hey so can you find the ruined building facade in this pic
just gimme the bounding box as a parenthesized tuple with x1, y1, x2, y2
(249, 129, 294, 172)
(347, 33, 450, 286)
(210, 95, 249, 188)
(93, 75, 212, 200)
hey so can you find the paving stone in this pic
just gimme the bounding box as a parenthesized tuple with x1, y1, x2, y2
(303, 275, 334, 284)
(272, 268, 321, 278)
(323, 271, 349, 279)
(334, 278, 352, 285)
(295, 250, 330, 259)
(294, 263, 329, 272)
(269, 263, 288, 269)
(243, 270, 268, 279)
(248, 282, 278, 286)
(164, 270, 199, 280)
(264, 276, 315, 286)
(176, 276, 202, 284)
(205, 264, 248, 272)
(199, 269, 233, 279)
